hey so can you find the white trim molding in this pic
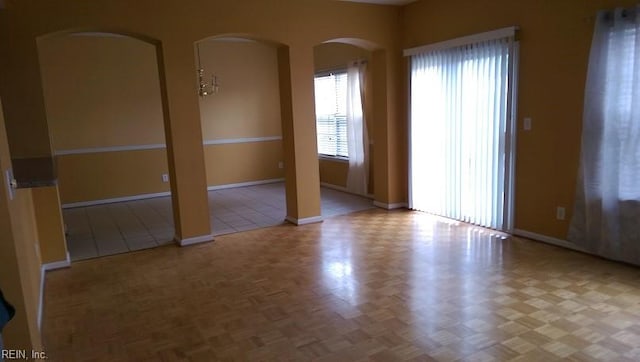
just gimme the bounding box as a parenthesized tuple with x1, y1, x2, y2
(39, 252, 71, 330)
(373, 201, 408, 210)
(286, 215, 323, 225)
(176, 234, 214, 246)
(54, 136, 284, 156)
(62, 191, 171, 209)
(320, 182, 374, 200)
(207, 178, 284, 191)
(42, 251, 71, 271)
(55, 143, 166, 156)
(513, 229, 587, 253)
(38, 267, 44, 331)
(404, 26, 519, 57)
(320, 182, 349, 193)
(62, 179, 285, 209)
(203, 136, 282, 145)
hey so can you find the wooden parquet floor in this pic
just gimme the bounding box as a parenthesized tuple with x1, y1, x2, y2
(42, 209, 640, 361)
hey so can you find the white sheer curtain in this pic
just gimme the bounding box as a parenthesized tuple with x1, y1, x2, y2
(346, 61, 369, 195)
(409, 36, 516, 231)
(569, 6, 640, 264)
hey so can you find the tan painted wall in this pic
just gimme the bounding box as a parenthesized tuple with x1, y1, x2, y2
(41, 35, 285, 204)
(402, 0, 637, 238)
(314, 42, 370, 72)
(1, 0, 403, 239)
(204, 141, 284, 185)
(39, 34, 166, 150)
(198, 39, 285, 188)
(198, 39, 282, 139)
(57, 149, 171, 203)
(0, 99, 43, 351)
(32, 186, 68, 263)
(319, 158, 348, 187)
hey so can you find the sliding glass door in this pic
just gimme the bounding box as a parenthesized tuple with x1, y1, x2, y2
(408, 31, 518, 231)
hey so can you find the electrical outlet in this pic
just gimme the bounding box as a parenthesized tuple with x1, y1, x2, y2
(161, 173, 169, 183)
(524, 117, 532, 131)
(278, 161, 284, 169)
(556, 206, 566, 220)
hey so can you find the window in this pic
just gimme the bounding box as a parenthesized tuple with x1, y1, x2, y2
(314, 71, 348, 158)
(568, 7, 640, 264)
(602, 25, 640, 201)
(406, 29, 518, 231)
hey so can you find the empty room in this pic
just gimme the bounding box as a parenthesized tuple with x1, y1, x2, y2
(1, 0, 639, 360)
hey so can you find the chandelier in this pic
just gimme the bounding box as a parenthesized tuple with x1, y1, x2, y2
(196, 42, 220, 97)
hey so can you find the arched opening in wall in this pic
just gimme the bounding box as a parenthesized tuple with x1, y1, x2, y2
(38, 32, 174, 261)
(313, 40, 376, 217)
(195, 36, 287, 235)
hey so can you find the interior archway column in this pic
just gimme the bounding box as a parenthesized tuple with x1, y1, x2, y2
(158, 41, 212, 245)
(277, 44, 322, 225)
(372, 48, 406, 209)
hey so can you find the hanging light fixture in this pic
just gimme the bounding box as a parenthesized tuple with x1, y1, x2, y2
(196, 42, 220, 97)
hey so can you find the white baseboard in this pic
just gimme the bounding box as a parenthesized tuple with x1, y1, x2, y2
(38, 267, 44, 331)
(38, 251, 71, 331)
(320, 182, 374, 199)
(62, 191, 171, 209)
(207, 178, 284, 191)
(286, 215, 323, 225)
(320, 182, 348, 193)
(513, 229, 586, 252)
(42, 251, 71, 271)
(373, 201, 408, 210)
(176, 234, 214, 246)
(61, 179, 286, 209)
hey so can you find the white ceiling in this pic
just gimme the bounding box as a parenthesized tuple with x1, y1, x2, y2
(338, 0, 417, 6)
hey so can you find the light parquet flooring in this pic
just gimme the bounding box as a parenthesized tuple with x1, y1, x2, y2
(43, 209, 640, 361)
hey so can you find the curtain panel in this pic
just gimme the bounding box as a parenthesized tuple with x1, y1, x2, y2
(569, 6, 640, 264)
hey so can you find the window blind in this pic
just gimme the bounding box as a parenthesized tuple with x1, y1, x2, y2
(408, 35, 517, 231)
(314, 72, 348, 158)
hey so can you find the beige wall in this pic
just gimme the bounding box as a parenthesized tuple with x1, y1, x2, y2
(38, 33, 171, 203)
(1, 0, 404, 239)
(319, 158, 348, 187)
(32, 186, 68, 263)
(402, 0, 637, 238)
(198, 38, 285, 188)
(39, 33, 166, 150)
(198, 39, 282, 140)
(42, 34, 286, 204)
(0, 99, 43, 351)
(204, 141, 283, 185)
(57, 149, 170, 203)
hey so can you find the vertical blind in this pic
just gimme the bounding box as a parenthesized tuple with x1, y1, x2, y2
(315, 72, 348, 158)
(409, 34, 516, 231)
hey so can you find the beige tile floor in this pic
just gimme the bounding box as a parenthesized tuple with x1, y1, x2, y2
(63, 182, 374, 261)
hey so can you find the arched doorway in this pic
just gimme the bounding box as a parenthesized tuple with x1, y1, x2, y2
(195, 35, 290, 235)
(37, 31, 174, 261)
(312, 39, 379, 218)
